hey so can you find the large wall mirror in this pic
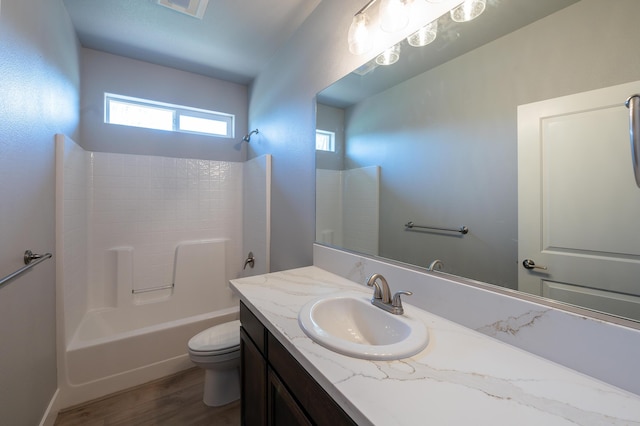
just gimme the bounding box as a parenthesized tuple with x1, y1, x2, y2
(316, 0, 640, 324)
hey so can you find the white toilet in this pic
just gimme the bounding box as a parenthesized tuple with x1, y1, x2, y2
(188, 319, 241, 406)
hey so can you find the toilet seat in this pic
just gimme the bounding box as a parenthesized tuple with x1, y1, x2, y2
(188, 320, 241, 356)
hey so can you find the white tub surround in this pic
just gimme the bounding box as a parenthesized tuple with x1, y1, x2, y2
(57, 238, 239, 407)
(54, 135, 262, 409)
(316, 166, 380, 255)
(231, 267, 640, 426)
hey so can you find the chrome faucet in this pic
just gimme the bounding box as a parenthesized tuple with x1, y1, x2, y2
(366, 273, 412, 315)
(367, 273, 391, 304)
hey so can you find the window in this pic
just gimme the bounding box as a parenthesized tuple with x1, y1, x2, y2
(105, 93, 234, 138)
(316, 129, 335, 152)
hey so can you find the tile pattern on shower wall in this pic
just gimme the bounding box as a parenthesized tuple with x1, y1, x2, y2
(89, 153, 242, 307)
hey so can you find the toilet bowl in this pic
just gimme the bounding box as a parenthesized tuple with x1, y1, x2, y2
(188, 319, 241, 406)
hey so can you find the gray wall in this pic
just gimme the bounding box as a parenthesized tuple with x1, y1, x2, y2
(80, 48, 248, 161)
(0, 0, 80, 423)
(248, 0, 375, 271)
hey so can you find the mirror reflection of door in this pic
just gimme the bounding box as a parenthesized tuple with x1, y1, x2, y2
(518, 81, 640, 321)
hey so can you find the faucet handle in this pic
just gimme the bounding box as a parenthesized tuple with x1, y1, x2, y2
(392, 291, 412, 310)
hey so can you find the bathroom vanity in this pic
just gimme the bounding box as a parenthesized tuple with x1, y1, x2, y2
(231, 267, 640, 425)
(240, 301, 355, 425)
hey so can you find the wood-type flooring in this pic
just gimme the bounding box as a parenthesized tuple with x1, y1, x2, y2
(54, 367, 240, 425)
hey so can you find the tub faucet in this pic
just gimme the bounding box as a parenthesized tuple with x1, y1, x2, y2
(366, 273, 412, 315)
(427, 259, 444, 272)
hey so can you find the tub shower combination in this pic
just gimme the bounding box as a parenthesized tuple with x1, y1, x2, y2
(54, 134, 266, 407)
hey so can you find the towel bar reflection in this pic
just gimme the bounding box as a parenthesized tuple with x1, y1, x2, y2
(132, 283, 175, 294)
(405, 221, 469, 235)
(0, 250, 53, 290)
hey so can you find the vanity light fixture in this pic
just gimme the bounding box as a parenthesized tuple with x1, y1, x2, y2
(407, 19, 438, 47)
(379, 0, 412, 33)
(348, 0, 412, 55)
(348, 11, 374, 55)
(450, 0, 486, 22)
(349, 0, 487, 66)
(376, 43, 401, 65)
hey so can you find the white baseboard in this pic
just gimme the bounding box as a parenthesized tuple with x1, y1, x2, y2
(39, 388, 60, 426)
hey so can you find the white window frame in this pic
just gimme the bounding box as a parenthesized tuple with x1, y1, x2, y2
(104, 93, 235, 138)
(316, 129, 336, 152)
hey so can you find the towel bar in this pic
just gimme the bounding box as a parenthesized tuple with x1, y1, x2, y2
(0, 250, 53, 290)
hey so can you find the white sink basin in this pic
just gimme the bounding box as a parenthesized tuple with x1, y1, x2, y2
(298, 293, 429, 360)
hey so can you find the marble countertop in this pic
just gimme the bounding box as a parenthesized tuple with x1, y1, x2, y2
(230, 266, 640, 425)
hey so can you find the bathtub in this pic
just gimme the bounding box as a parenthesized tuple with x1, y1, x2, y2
(57, 239, 240, 408)
(66, 305, 238, 384)
(59, 305, 238, 407)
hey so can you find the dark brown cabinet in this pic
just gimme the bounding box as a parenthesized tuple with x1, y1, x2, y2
(240, 302, 356, 426)
(267, 368, 312, 426)
(240, 327, 266, 425)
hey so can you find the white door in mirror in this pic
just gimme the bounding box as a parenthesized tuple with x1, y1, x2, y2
(518, 80, 640, 321)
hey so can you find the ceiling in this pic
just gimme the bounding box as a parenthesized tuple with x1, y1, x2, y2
(63, 0, 322, 84)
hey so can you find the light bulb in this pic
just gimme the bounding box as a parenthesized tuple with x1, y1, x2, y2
(450, 0, 486, 22)
(348, 13, 373, 55)
(375, 43, 401, 66)
(379, 0, 410, 33)
(407, 20, 438, 47)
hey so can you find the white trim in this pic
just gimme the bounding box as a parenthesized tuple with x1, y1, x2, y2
(104, 93, 235, 138)
(38, 389, 60, 426)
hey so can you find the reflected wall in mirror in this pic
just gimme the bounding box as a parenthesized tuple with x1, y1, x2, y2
(316, 0, 640, 323)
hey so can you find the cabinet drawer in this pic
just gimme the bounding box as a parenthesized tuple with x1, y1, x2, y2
(240, 301, 266, 355)
(267, 333, 356, 426)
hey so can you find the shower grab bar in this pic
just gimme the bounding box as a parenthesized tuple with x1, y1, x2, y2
(405, 221, 469, 235)
(131, 283, 175, 294)
(0, 250, 53, 290)
(625, 94, 640, 188)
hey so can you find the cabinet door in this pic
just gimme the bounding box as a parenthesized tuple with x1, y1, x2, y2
(268, 334, 357, 426)
(241, 328, 267, 426)
(268, 368, 312, 426)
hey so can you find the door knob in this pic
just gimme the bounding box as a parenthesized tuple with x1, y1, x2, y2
(522, 259, 548, 270)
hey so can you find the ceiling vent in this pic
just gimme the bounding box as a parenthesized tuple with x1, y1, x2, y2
(157, 0, 209, 19)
